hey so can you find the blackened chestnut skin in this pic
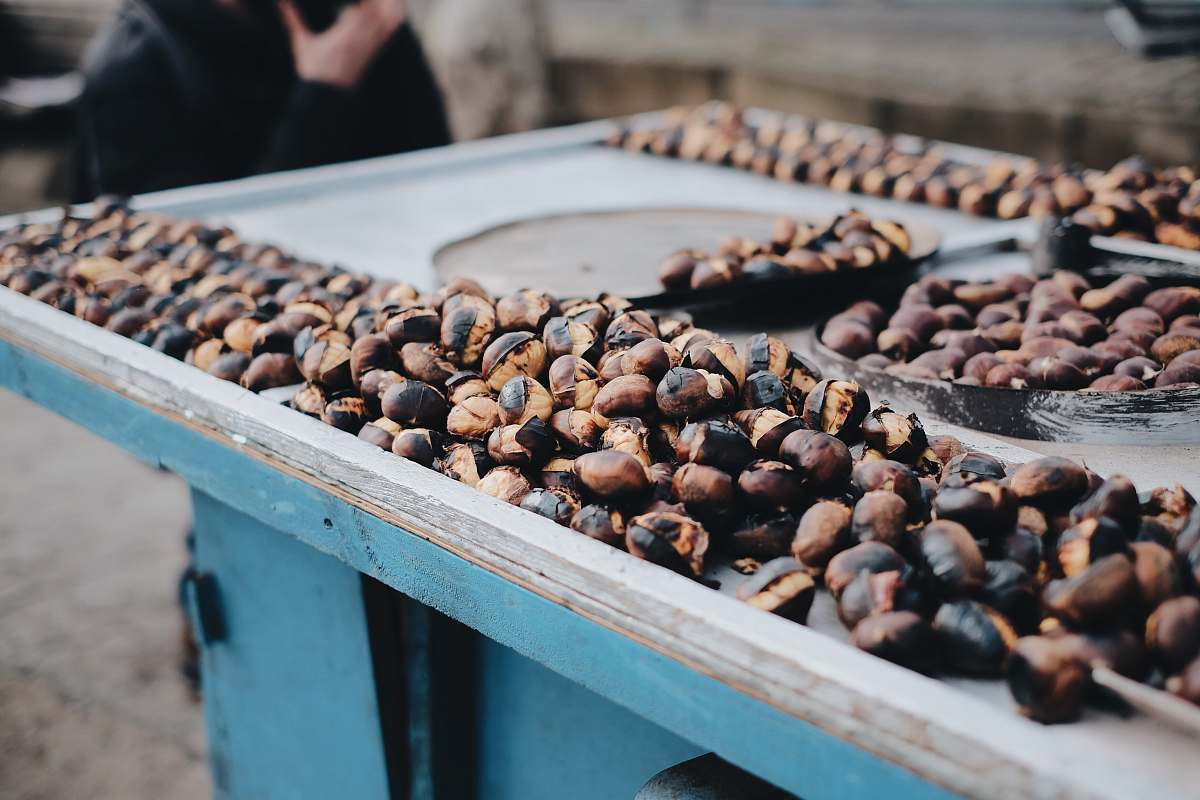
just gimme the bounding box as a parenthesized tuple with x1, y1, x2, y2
(736, 557, 816, 623)
(520, 487, 580, 526)
(801, 379, 870, 443)
(981, 560, 1040, 635)
(625, 511, 709, 578)
(1145, 595, 1200, 674)
(851, 611, 940, 674)
(571, 504, 626, 549)
(381, 380, 449, 427)
(933, 599, 1018, 676)
(919, 520, 986, 598)
(675, 419, 756, 474)
(1007, 635, 1091, 723)
(730, 514, 797, 560)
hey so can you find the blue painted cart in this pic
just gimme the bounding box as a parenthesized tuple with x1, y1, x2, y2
(3, 119, 1198, 799)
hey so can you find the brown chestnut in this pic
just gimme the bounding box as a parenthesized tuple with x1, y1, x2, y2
(737, 460, 803, 513)
(860, 405, 927, 464)
(495, 289, 558, 332)
(481, 331, 548, 391)
(520, 487, 581, 526)
(1043, 553, 1138, 629)
(620, 338, 682, 381)
(570, 504, 626, 548)
(486, 418, 554, 467)
(1146, 596, 1200, 674)
(445, 394, 501, 439)
(656, 367, 734, 419)
(547, 355, 600, 411)
(358, 417, 401, 451)
(736, 557, 816, 622)
(934, 600, 1018, 676)
(851, 611, 939, 673)
(399, 341, 456, 387)
(350, 334, 398, 387)
(440, 295, 495, 367)
(733, 408, 804, 459)
(497, 376, 554, 425)
(574, 450, 651, 500)
(542, 317, 601, 362)
(241, 352, 301, 392)
(625, 511, 709, 577)
(391, 428, 444, 468)
(383, 306, 440, 348)
(1008, 457, 1089, 509)
(730, 515, 797, 560)
(850, 490, 908, 548)
(322, 395, 368, 432)
(919, 520, 986, 597)
(381, 379, 448, 427)
(675, 418, 756, 473)
(439, 441, 493, 488)
(1006, 635, 1091, 723)
(933, 481, 1017, 541)
(779, 430, 852, 496)
(476, 466, 533, 505)
(801, 379, 870, 442)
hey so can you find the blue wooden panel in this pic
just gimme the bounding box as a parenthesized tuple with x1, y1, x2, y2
(189, 488, 391, 800)
(476, 636, 704, 800)
(0, 340, 956, 800)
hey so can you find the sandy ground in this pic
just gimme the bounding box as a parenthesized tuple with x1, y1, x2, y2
(0, 388, 210, 800)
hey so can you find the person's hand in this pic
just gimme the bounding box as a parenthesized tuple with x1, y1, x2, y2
(278, 0, 408, 89)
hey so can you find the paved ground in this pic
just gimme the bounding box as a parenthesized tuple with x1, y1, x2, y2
(0, 389, 210, 800)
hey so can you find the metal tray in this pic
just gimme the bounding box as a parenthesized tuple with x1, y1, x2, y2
(432, 206, 939, 309)
(808, 322, 1200, 445)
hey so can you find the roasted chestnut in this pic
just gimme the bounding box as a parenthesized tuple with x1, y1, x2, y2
(851, 459, 924, 520)
(570, 504, 626, 548)
(656, 367, 734, 419)
(481, 331, 548, 391)
(933, 481, 1017, 541)
(1043, 553, 1138, 629)
(734, 408, 804, 459)
(381, 379, 448, 427)
(741, 370, 792, 412)
(592, 374, 657, 423)
(850, 490, 908, 548)
(851, 611, 939, 673)
(241, 352, 301, 392)
(496, 289, 558, 332)
(604, 309, 658, 350)
(573, 450, 651, 500)
(824, 541, 906, 600)
(981, 560, 1040, 635)
(600, 417, 656, 467)
(350, 333, 398, 386)
(934, 600, 1018, 676)
(445, 394, 501, 439)
(440, 295, 495, 367)
(476, 466, 533, 505)
(497, 375, 554, 425)
(919, 520, 986, 598)
(486, 418, 554, 467)
(383, 306, 440, 347)
(547, 355, 600, 411)
(392, 428, 443, 468)
(542, 317, 601, 362)
(736, 557, 816, 622)
(358, 417, 400, 450)
(322, 395, 368, 432)
(1056, 516, 1130, 578)
(1008, 457, 1088, 509)
(730, 514, 797, 560)
(737, 460, 803, 513)
(1006, 635, 1091, 723)
(674, 419, 756, 473)
(801, 379, 869, 442)
(625, 511, 709, 577)
(1145, 596, 1200, 674)
(439, 441, 493, 487)
(860, 405, 927, 463)
(520, 487, 581, 525)
(837, 566, 921, 629)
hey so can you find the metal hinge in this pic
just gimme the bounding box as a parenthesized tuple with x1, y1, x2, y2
(182, 569, 227, 645)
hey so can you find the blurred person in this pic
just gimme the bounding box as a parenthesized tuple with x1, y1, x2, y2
(73, 0, 450, 199)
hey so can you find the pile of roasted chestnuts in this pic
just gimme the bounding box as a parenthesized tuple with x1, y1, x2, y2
(6, 200, 1200, 726)
(657, 210, 914, 291)
(819, 271, 1200, 391)
(610, 103, 1200, 250)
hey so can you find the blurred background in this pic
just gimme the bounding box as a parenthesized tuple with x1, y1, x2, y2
(4, 0, 1200, 214)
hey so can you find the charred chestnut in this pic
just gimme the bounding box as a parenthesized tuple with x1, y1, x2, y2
(801, 379, 870, 442)
(391, 428, 443, 468)
(934, 600, 1018, 676)
(932, 481, 1017, 541)
(730, 514, 797, 560)
(486, 418, 554, 467)
(542, 317, 601, 362)
(1006, 635, 1091, 723)
(481, 331, 548, 391)
(736, 557, 816, 622)
(496, 289, 558, 332)
(383, 306, 440, 348)
(981, 560, 1040, 635)
(520, 487, 581, 525)
(570, 504, 626, 548)
(604, 309, 658, 350)
(476, 466, 533, 505)
(656, 367, 734, 419)
(674, 418, 756, 473)
(440, 295, 495, 367)
(625, 511, 709, 577)
(851, 611, 939, 673)
(445, 394, 501, 439)
(381, 380, 448, 427)
(439, 441, 493, 488)
(497, 375, 554, 425)
(824, 541, 906, 600)
(737, 460, 803, 513)
(919, 520, 987, 597)
(322, 395, 368, 432)
(860, 405, 927, 463)
(734, 408, 804, 459)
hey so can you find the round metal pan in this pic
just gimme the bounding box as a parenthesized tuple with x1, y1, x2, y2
(806, 323, 1200, 445)
(433, 207, 940, 309)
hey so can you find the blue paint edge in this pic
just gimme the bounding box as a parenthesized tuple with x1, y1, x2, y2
(0, 339, 957, 800)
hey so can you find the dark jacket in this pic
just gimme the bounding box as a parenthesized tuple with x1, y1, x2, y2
(73, 0, 451, 199)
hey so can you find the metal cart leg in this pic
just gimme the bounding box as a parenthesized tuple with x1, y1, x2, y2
(188, 488, 391, 800)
